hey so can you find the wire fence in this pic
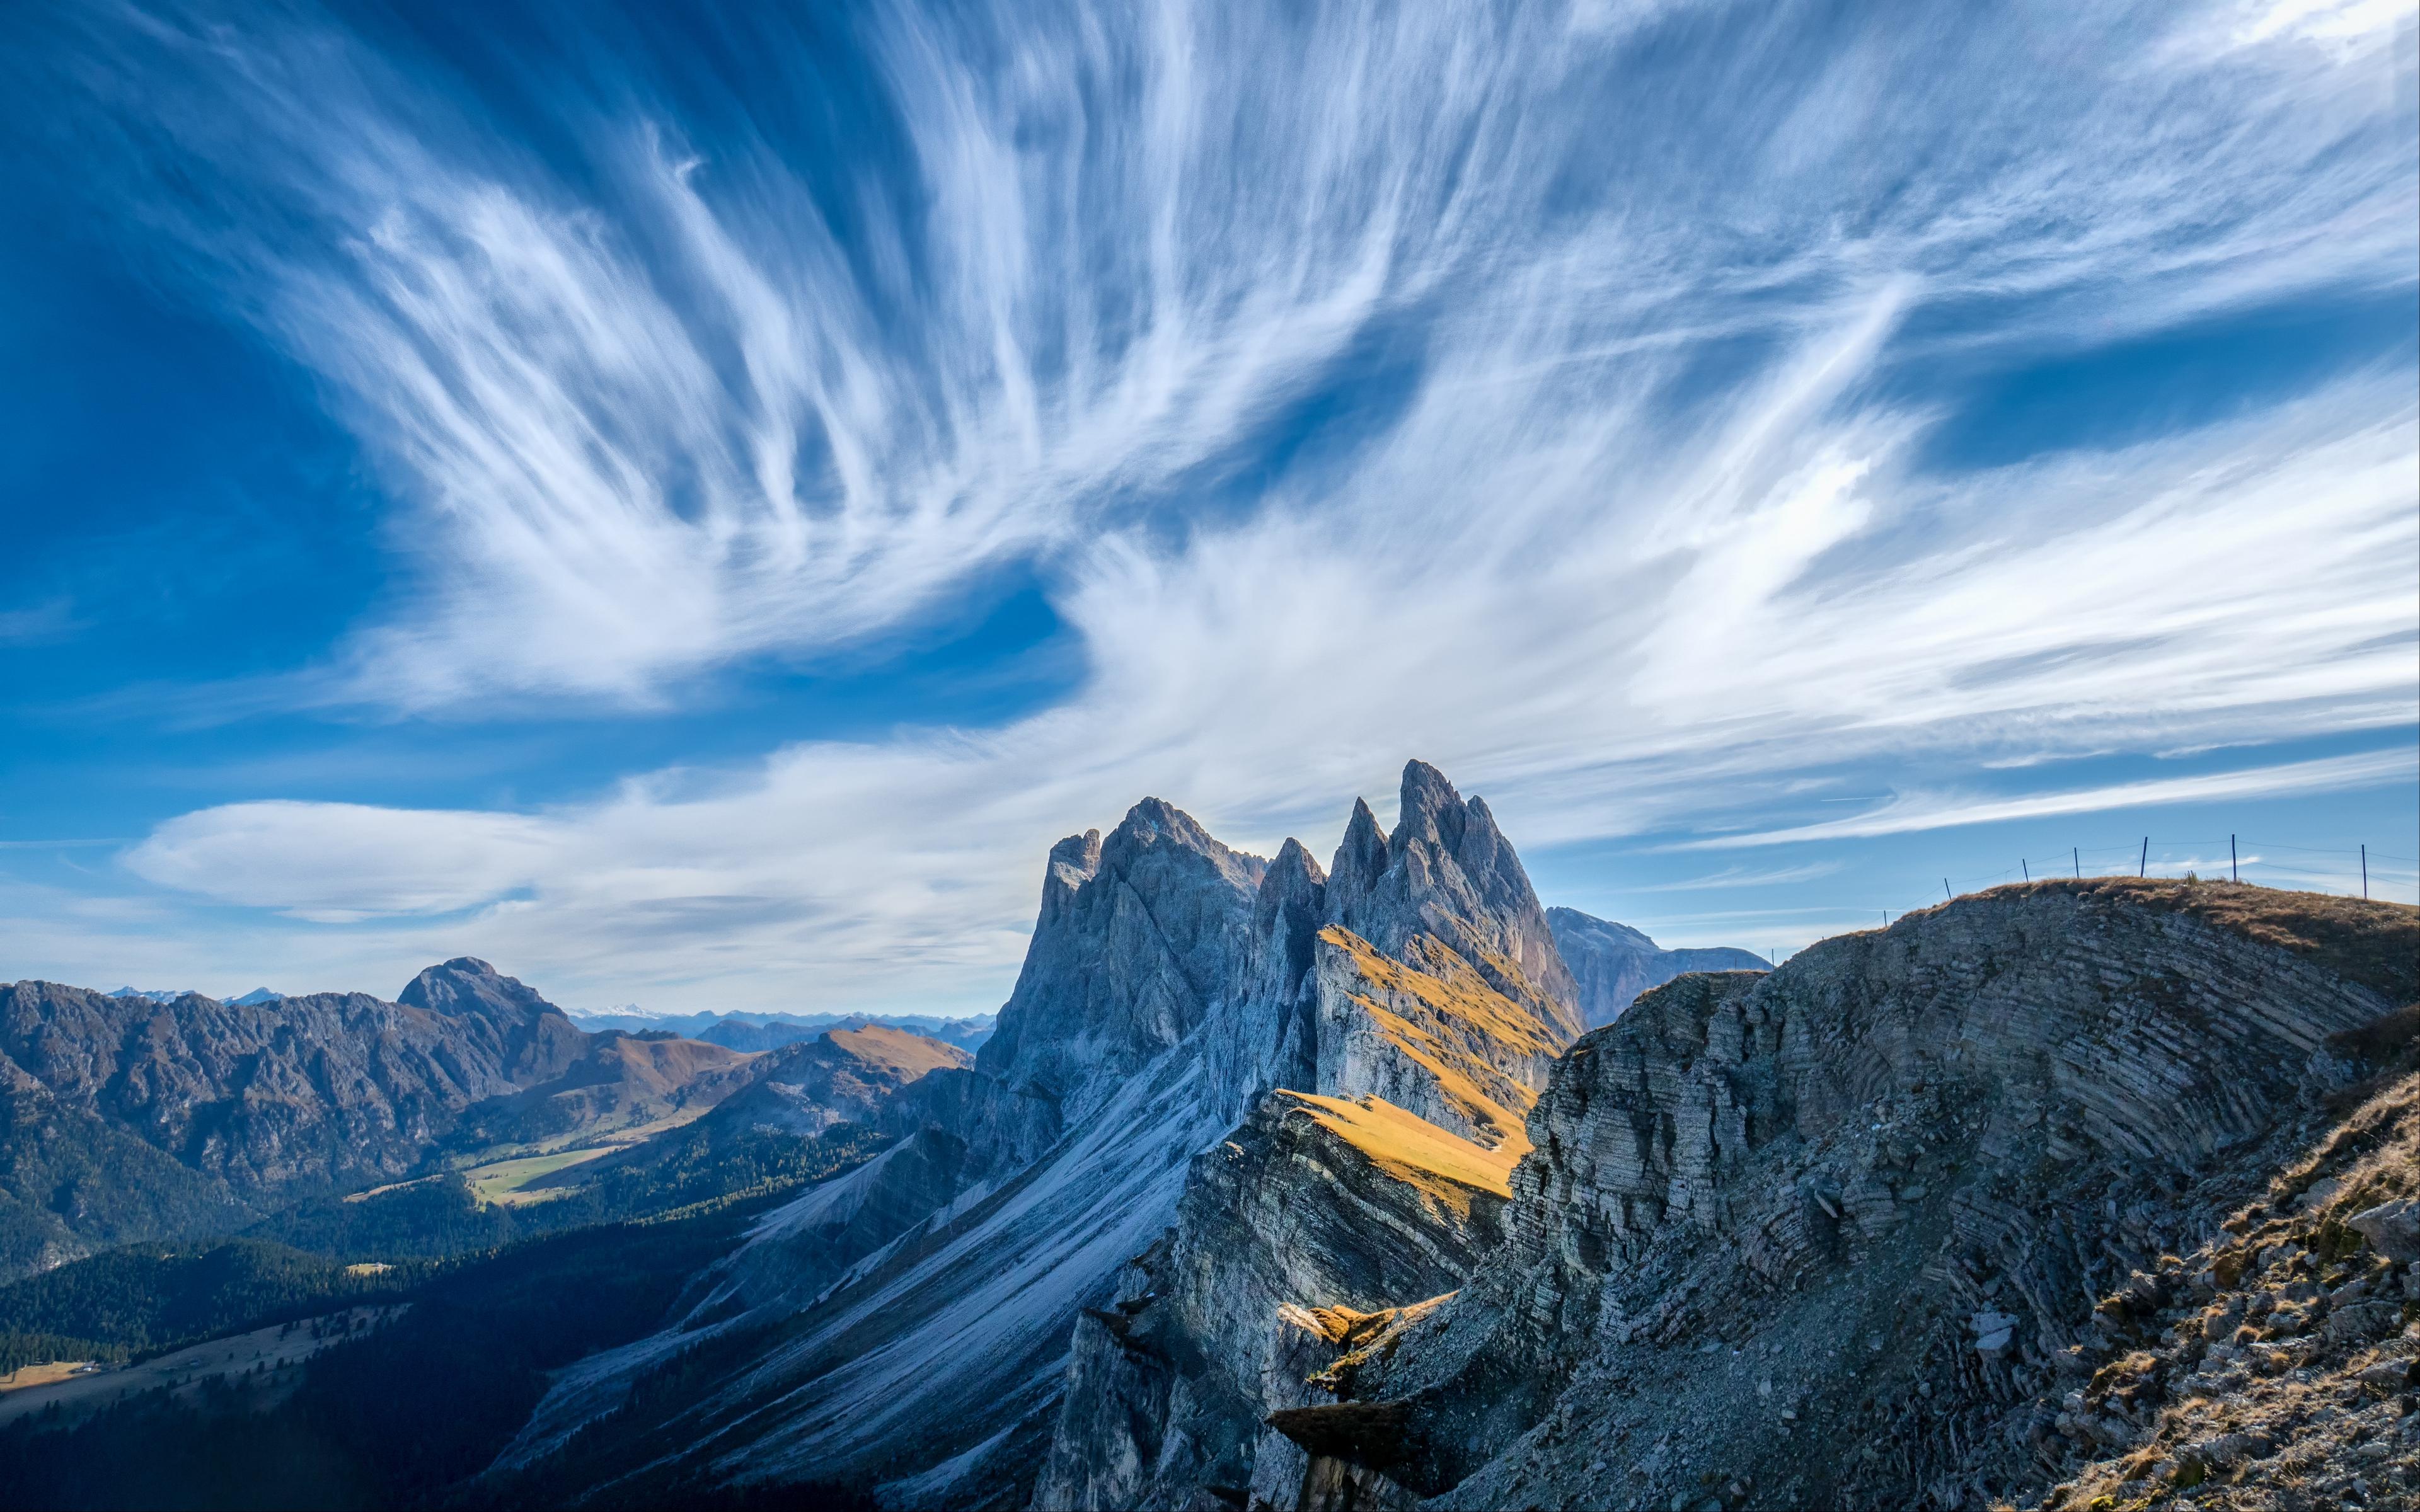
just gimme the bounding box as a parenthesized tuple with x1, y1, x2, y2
(1862, 835, 2419, 934)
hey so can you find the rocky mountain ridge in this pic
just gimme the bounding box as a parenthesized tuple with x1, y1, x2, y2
(18, 771, 2406, 1512)
(0, 959, 831, 1278)
(1247, 879, 2419, 1512)
(1030, 762, 1586, 1511)
(486, 760, 1590, 1508)
(506, 830, 2406, 1512)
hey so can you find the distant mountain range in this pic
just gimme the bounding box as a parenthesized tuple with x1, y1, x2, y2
(99, 988, 994, 1049)
(0, 960, 968, 1281)
(566, 1005, 996, 1051)
(108, 987, 287, 1007)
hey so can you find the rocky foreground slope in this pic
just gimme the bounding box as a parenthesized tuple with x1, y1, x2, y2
(1247, 879, 2417, 1512)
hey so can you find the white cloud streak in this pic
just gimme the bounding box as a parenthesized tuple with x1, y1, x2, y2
(1672, 748, 2420, 849)
(15, 0, 2415, 1009)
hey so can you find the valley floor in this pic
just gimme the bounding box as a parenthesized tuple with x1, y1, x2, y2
(0, 1304, 402, 1432)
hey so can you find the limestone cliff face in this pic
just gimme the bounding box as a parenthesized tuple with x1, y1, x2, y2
(1202, 838, 1330, 1128)
(1306, 764, 1581, 1151)
(1032, 1090, 1516, 1512)
(1266, 881, 2418, 1512)
(1546, 907, 1772, 1028)
(1030, 763, 1584, 1511)
(1327, 764, 1579, 1041)
(497, 793, 1273, 1505)
(1308, 928, 1562, 1154)
(495, 761, 1582, 1509)
(979, 803, 1267, 1126)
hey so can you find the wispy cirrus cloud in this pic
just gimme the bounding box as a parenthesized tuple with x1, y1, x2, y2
(8, 0, 2412, 1008)
(1674, 748, 2420, 850)
(37, 0, 2415, 711)
(1653, 862, 1848, 891)
(0, 598, 83, 647)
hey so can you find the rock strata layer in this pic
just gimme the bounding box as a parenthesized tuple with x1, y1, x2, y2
(1257, 879, 2418, 1512)
(1031, 762, 1582, 1510)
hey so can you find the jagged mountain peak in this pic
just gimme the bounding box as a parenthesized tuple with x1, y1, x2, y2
(1271, 833, 1325, 877)
(1040, 829, 1102, 927)
(503, 764, 1584, 1506)
(977, 794, 1265, 1104)
(1542, 904, 1654, 951)
(1104, 796, 1267, 888)
(1255, 838, 1330, 960)
(1327, 796, 1391, 914)
(1322, 762, 1579, 1038)
(1047, 827, 1102, 876)
(1395, 757, 1468, 850)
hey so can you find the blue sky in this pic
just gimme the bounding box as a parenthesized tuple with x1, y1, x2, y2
(1, 0, 2414, 1015)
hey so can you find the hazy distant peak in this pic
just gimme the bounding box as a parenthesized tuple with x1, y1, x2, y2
(1542, 906, 1657, 952)
(398, 956, 548, 1016)
(1547, 905, 1768, 1028)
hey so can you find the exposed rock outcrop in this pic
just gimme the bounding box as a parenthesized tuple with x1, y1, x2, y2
(1030, 763, 1582, 1510)
(1033, 1090, 1515, 1511)
(493, 793, 1274, 1505)
(1547, 907, 1770, 1028)
(977, 805, 1267, 1126)
(1328, 764, 1580, 1043)
(2034, 1066, 2420, 1512)
(492, 761, 1582, 1509)
(1262, 880, 2418, 1512)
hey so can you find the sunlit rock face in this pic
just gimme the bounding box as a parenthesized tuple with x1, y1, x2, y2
(493, 761, 1586, 1510)
(1032, 1091, 1516, 1512)
(1256, 881, 2417, 1512)
(1327, 762, 1581, 1043)
(1032, 762, 1586, 1511)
